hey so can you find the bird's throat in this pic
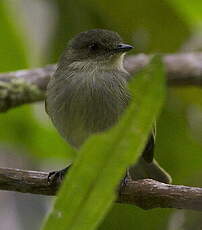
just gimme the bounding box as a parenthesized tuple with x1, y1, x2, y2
(68, 53, 127, 74)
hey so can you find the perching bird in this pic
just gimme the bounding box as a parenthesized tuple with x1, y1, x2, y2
(46, 29, 171, 184)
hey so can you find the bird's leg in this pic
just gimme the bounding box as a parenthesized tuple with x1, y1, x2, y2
(48, 164, 71, 185)
(118, 170, 132, 195)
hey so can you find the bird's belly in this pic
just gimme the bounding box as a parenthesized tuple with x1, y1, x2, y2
(46, 72, 130, 148)
(63, 91, 129, 147)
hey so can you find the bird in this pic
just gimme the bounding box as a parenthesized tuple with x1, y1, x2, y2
(46, 29, 171, 184)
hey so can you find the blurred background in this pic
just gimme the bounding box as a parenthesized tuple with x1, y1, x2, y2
(0, 0, 202, 229)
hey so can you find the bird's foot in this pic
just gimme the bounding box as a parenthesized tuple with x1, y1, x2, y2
(48, 165, 71, 185)
(118, 173, 131, 194)
(120, 174, 131, 188)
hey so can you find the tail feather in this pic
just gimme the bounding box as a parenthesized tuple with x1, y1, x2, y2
(128, 156, 172, 184)
(129, 132, 172, 184)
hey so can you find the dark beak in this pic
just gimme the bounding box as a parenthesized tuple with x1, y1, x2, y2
(114, 43, 133, 53)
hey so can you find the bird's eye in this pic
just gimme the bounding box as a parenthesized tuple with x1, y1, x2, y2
(89, 43, 99, 51)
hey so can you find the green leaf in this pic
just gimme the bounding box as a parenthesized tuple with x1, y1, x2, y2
(0, 2, 28, 71)
(41, 56, 166, 230)
(167, 0, 202, 25)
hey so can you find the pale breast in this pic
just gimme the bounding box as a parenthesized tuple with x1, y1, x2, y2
(46, 68, 130, 148)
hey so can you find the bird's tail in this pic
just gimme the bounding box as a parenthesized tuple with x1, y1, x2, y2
(128, 156, 172, 184)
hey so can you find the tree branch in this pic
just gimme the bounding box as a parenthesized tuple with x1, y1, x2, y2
(1, 167, 202, 211)
(0, 53, 202, 112)
(0, 65, 56, 112)
(118, 179, 202, 211)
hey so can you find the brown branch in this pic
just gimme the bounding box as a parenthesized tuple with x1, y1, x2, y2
(118, 179, 202, 211)
(0, 53, 202, 112)
(0, 167, 58, 195)
(1, 167, 202, 211)
(125, 53, 202, 86)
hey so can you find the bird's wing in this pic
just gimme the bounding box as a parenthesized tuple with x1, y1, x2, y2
(142, 123, 156, 163)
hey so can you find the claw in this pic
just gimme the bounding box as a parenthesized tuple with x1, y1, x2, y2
(120, 174, 130, 188)
(48, 166, 71, 185)
(118, 172, 131, 195)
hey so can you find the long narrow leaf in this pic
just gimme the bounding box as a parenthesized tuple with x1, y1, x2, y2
(42, 56, 166, 230)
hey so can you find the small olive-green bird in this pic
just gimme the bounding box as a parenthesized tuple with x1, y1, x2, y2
(46, 29, 171, 184)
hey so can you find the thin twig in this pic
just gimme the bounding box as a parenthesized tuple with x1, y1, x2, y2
(1, 167, 202, 211)
(0, 53, 202, 112)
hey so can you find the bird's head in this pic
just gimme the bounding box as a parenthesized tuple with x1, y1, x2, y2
(65, 29, 133, 63)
